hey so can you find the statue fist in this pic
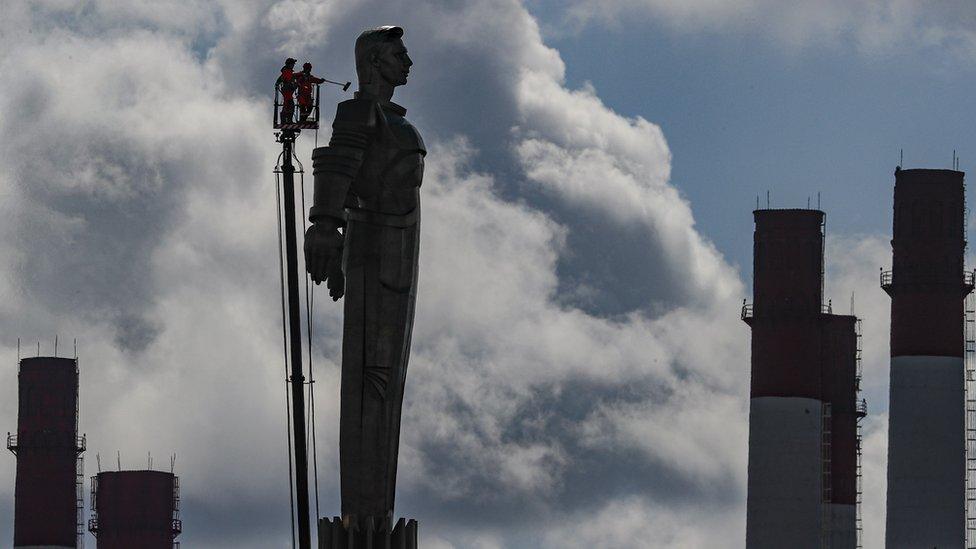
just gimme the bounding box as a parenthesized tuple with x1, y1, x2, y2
(304, 222, 345, 301)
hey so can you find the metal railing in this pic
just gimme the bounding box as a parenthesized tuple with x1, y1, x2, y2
(273, 83, 322, 130)
(856, 398, 868, 418)
(5, 433, 85, 452)
(740, 301, 835, 320)
(880, 269, 893, 290)
(880, 269, 976, 290)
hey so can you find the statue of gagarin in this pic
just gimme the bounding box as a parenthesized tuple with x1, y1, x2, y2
(304, 26, 423, 525)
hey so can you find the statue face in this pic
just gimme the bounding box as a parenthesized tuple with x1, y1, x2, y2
(375, 38, 412, 87)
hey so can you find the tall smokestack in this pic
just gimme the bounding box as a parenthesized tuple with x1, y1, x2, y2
(7, 357, 85, 548)
(89, 470, 182, 548)
(882, 168, 970, 547)
(821, 314, 862, 548)
(744, 209, 861, 548)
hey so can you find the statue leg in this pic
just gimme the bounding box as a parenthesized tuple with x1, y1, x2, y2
(338, 217, 420, 521)
(338, 220, 371, 520)
(374, 220, 420, 514)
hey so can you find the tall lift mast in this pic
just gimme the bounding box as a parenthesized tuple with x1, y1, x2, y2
(273, 70, 350, 549)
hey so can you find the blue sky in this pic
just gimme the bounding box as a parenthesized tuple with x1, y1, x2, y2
(538, 5, 976, 277)
(1, 1, 973, 547)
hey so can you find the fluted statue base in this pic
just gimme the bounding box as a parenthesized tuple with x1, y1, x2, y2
(318, 516, 418, 549)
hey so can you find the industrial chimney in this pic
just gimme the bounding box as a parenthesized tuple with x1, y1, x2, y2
(89, 469, 182, 548)
(882, 168, 971, 547)
(7, 356, 86, 548)
(743, 209, 863, 548)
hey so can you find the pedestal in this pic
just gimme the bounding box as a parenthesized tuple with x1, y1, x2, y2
(318, 516, 418, 549)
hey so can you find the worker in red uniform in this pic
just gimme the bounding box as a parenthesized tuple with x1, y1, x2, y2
(276, 58, 298, 123)
(295, 62, 326, 121)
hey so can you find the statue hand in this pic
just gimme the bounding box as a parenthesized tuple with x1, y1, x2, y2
(304, 222, 345, 301)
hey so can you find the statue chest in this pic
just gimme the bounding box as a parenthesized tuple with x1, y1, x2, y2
(355, 111, 426, 210)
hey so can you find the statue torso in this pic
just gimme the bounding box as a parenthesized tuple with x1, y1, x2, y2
(352, 101, 425, 216)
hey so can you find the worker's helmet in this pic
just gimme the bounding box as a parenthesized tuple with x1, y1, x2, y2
(285, 58, 297, 66)
(303, 62, 312, 71)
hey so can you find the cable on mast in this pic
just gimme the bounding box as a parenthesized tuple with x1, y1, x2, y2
(275, 155, 298, 549)
(296, 147, 322, 521)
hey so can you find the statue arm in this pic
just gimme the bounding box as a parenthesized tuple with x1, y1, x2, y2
(309, 99, 377, 224)
(306, 99, 378, 298)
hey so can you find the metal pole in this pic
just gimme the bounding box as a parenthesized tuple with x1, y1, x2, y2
(280, 130, 312, 548)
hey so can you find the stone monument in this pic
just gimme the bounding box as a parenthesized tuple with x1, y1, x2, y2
(305, 25, 423, 548)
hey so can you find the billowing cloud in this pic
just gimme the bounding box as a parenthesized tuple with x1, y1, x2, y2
(0, 1, 912, 548)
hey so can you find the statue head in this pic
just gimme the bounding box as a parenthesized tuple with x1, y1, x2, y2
(355, 26, 412, 89)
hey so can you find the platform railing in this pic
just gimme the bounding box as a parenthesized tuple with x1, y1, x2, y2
(273, 84, 321, 130)
(4, 432, 86, 452)
(740, 301, 835, 320)
(880, 269, 976, 290)
(880, 269, 893, 290)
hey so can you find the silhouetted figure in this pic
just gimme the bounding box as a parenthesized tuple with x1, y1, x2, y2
(295, 62, 325, 121)
(275, 57, 297, 123)
(304, 26, 422, 527)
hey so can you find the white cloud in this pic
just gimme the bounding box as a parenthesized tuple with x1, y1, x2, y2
(824, 234, 892, 406)
(860, 413, 889, 548)
(823, 233, 894, 548)
(543, 495, 744, 548)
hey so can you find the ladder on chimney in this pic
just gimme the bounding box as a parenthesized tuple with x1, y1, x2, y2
(76, 453, 85, 549)
(821, 402, 833, 549)
(74, 357, 85, 549)
(855, 319, 865, 549)
(965, 295, 976, 548)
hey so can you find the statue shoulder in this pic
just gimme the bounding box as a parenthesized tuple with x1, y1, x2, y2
(333, 98, 380, 130)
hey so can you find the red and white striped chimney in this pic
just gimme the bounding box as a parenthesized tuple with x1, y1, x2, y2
(883, 168, 970, 547)
(744, 209, 860, 548)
